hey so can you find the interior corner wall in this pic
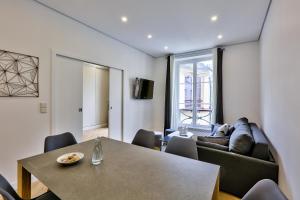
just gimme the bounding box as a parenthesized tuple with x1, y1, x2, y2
(259, 0, 300, 199)
(0, 0, 155, 185)
(222, 42, 261, 125)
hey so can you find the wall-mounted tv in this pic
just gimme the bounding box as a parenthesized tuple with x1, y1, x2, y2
(134, 78, 154, 99)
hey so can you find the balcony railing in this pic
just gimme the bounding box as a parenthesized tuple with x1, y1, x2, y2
(179, 105, 212, 127)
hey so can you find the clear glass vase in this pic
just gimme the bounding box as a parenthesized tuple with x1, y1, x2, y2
(91, 137, 103, 165)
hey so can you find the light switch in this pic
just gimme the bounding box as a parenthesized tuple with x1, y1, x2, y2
(40, 102, 47, 113)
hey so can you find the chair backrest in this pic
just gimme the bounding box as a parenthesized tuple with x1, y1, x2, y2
(132, 129, 155, 149)
(165, 136, 198, 160)
(0, 175, 21, 200)
(242, 179, 287, 200)
(44, 132, 77, 153)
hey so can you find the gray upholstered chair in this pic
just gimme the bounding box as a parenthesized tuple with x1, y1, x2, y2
(44, 132, 77, 153)
(165, 136, 198, 160)
(132, 129, 155, 149)
(242, 179, 287, 200)
(0, 174, 60, 200)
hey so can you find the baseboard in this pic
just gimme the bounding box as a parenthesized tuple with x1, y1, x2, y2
(83, 123, 108, 131)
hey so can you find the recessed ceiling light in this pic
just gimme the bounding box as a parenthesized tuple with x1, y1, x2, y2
(164, 46, 169, 50)
(211, 15, 218, 22)
(121, 16, 128, 22)
(217, 34, 223, 39)
(147, 34, 153, 39)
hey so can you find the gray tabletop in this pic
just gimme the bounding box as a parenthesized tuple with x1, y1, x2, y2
(19, 138, 220, 200)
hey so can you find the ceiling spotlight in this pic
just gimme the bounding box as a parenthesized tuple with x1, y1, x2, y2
(211, 15, 218, 22)
(147, 34, 153, 39)
(164, 46, 169, 50)
(217, 34, 223, 39)
(121, 16, 128, 22)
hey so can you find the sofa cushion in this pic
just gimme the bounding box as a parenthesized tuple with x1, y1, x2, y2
(229, 124, 254, 155)
(198, 136, 229, 146)
(249, 123, 270, 160)
(233, 117, 249, 129)
(196, 140, 229, 151)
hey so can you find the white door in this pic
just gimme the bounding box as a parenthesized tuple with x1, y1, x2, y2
(82, 66, 96, 129)
(108, 68, 123, 141)
(53, 55, 83, 141)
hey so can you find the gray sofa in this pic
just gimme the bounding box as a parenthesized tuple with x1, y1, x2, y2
(196, 121, 278, 198)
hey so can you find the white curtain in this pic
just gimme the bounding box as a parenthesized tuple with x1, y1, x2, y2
(169, 55, 179, 130)
(211, 48, 218, 124)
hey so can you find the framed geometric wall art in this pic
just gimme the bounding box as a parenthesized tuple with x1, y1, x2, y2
(0, 50, 39, 97)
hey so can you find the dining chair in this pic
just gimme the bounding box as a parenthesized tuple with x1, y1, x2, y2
(241, 179, 287, 200)
(165, 136, 198, 160)
(132, 129, 155, 149)
(44, 132, 77, 153)
(0, 174, 60, 200)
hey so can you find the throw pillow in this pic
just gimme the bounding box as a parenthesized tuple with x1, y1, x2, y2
(227, 125, 235, 136)
(229, 124, 254, 155)
(233, 117, 249, 129)
(211, 123, 222, 136)
(214, 123, 230, 137)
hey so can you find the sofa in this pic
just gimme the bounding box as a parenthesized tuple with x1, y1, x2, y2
(196, 118, 279, 198)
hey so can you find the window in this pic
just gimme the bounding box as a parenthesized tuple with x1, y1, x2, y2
(175, 54, 213, 129)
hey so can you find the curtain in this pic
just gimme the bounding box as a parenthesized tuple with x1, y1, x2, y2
(164, 55, 171, 135)
(164, 55, 177, 135)
(170, 55, 178, 130)
(215, 48, 224, 124)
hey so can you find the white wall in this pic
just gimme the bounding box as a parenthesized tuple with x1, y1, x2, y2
(0, 0, 155, 184)
(260, 0, 300, 199)
(223, 42, 261, 124)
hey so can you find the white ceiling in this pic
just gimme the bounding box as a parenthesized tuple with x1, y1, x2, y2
(36, 0, 270, 57)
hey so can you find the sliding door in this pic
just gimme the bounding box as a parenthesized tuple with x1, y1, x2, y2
(108, 68, 123, 141)
(53, 55, 83, 141)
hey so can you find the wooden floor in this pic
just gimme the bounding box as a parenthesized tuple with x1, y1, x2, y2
(82, 127, 108, 141)
(0, 180, 240, 200)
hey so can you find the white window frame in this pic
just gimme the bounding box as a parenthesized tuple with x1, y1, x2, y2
(175, 54, 213, 129)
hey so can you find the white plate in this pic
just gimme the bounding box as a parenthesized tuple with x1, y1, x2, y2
(56, 152, 84, 165)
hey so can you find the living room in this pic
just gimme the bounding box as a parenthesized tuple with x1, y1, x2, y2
(0, 0, 299, 200)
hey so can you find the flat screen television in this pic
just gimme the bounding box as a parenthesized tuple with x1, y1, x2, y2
(134, 78, 154, 99)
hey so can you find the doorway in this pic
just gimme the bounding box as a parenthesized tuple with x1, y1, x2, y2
(52, 54, 123, 142)
(82, 63, 109, 141)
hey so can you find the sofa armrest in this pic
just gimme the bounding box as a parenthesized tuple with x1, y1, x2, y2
(197, 145, 278, 198)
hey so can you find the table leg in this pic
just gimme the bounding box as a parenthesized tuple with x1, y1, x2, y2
(17, 162, 31, 200)
(212, 174, 220, 200)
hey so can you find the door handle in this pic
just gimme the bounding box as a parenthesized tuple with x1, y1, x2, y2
(79, 108, 83, 112)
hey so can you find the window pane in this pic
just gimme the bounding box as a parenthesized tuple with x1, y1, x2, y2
(178, 63, 193, 126)
(196, 60, 213, 127)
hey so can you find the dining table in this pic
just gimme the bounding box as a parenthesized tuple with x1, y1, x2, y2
(17, 137, 220, 200)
